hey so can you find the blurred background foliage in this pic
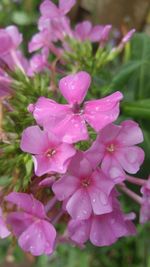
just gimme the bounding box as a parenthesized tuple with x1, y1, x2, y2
(1, 0, 150, 266)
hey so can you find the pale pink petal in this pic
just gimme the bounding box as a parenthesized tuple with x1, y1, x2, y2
(52, 175, 79, 200)
(50, 143, 76, 172)
(18, 220, 56, 256)
(89, 25, 104, 42)
(0, 208, 10, 238)
(101, 154, 126, 183)
(84, 91, 123, 132)
(28, 33, 44, 53)
(59, 0, 76, 15)
(68, 219, 90, 244)
(59, 71, 91, 104)
(66, 189, 92, 219)
(40, 0, 59, 18)
(116, 146, 145, 174)
(97, 123, 121, 144)
(116, 120, 144, 146)
(20, 126, 49, 154)
(74, 21, 92, 41)
(88, 187, 113, 215)
(0, 29, 13, 55)
(53, 114, 88, 143)
(68, 151, 93, 178)
(32, 97, 70, 130)
(5, 192, 46, 218)
(7, 212, 34, 237)
(6, 26, 22, 48)
(84, 141, 105, 169)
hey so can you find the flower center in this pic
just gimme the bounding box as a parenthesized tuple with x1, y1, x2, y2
(46, 149, 56, 158)
(81, 178, 91, 187)
(106, 143, 115, 153)
(72, 103, 83, 115)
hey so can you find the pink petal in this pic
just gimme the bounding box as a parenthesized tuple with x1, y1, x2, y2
(59, 71, 91, 104)
(18, 220, 56, 256)
(0, 29, 13, 55)
(50, 143, 76, 171)
(32, 97, 70, 130)
(88, 187, 113, 215)
(6, 26, 22, 49)
(89, 25, 104, 42)
(0, 208, 10, 238)
(116, 120, 144, 146)
(97, 123, 121, 144)
(84, 141, 105, 169)
(7, 212, 34, 237)
(52, 175, 79, 201)
(59, 0, 76, 15)
(5, 192, 46, 218)
(84, 91, 123, 132)
(101, 154, 126, 183)
(53, 114, 88, 143)
(20, 126, 49, 154)
(75, 21, 92, 41)
(116, 146, 145, 174)
(40, 0, 59, 18)
(68, 151, 93, 178)
(68, 219, 90, 245)
(66, 189, 92, 219)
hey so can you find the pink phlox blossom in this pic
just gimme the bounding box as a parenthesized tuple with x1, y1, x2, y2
(5, 192, 56, 256)
(0, 207, 10, 238)
(74, 21, 104, 42)
(68, 198, 136, 247)
(140, 176, 150, 224)
(85, 120, 144, 183)
(20, 125, 76, 176)
(29, 71, 123, 143)
(52, 152, 114, 220)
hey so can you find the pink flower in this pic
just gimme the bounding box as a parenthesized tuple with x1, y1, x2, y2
(85, 120, 144, 182)
(74, 21, 105, 42)
(52, 152, 114, 220)
(20, 125, 76, 176)
(5, 192, 56, 256)
(140, 177, 150, 224)
(0, 26, 22, 56)
(30, 71, 123, 143)
(0, 208, 10, 239)
(68, 200, 136, 247)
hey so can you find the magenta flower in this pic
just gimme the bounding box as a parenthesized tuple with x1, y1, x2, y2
(20, 125, 76, 176)
(0, 208, 10, 239)
(5, 192, 56, 256)
(30, 71, 123, 143)
(85, 120, 144, 182)
(0, 26, 22, 56)
(74, 21, 104, 42)
(140, 177, 150, 224)
(52, 152, 114, 220)
(68, 200, 136, 247)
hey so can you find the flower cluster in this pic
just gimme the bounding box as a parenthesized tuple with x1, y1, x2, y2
(1, 70, 148, 256)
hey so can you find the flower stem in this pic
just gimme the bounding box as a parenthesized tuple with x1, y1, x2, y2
(126, 175, 146, 186)
(119, 184, 142, 204)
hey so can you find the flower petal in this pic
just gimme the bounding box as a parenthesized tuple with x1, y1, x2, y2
(66, 189, 92, 220)
(5, 192, 46, 218)
(53, 114, 88, 143)
(20, 126, 49, 154)
(116, 146, 145, 174)
(18, 220, 56, 256)
(84, 91, 123, 132)
(59, 0, 76, 15)
(52, 175, 79, 201)
(116, 120, 144, 146)
(68, 219, 90, 245)
(59, 71, 91, 104)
